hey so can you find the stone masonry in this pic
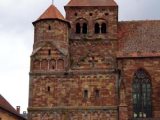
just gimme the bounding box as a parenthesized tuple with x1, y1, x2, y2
(28, 0, 160, 120)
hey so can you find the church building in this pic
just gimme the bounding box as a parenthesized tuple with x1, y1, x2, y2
(28, 0, 160, 119)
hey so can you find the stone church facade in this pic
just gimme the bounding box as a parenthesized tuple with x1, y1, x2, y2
(28, 0, 160, 119)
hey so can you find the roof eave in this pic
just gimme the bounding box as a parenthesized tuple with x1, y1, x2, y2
(32, 18, 71, 27)
(0, 107, 27, 120)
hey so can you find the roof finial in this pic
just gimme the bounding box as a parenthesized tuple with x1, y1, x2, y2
(52, 0, 54, 5)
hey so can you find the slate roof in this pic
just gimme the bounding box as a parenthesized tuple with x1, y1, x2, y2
(117, 20, 160, 58)
(0, 94, 26, 119)
(65, 0, 117, 7)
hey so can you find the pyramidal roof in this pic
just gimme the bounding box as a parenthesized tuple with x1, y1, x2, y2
(36, 4, 65, 21)
(66, 0, 118, 7)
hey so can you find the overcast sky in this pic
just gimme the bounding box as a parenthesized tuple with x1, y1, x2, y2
(0, 0, 160, 113)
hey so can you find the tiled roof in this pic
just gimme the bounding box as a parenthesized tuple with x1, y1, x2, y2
(0, 94, 26, 119)
(66, 0, 117, 7)
(36, 5, 65, 21)
(117, 20, 160, 58)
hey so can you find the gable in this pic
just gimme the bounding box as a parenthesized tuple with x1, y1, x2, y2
(31, 41, 68, 58)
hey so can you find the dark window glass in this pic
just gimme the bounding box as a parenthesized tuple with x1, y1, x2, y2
(133, 69, 152, 118)
(95, 23, 100, 34)
(76, 23, 81, 34)
(82, 23, 87, 34)
(101, 23, 107, 33)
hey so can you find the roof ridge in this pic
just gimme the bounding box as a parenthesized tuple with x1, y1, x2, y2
(119, 20, 160, 23)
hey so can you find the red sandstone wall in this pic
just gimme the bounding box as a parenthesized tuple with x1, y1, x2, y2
(119, 58, 160, 118)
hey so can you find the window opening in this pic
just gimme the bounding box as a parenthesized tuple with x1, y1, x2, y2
(48, 49, 51, 56)
(82, 23, 88, 34)
(47, 86, 50, 92)
(48, 25, 51, 30)
(89, 13, 93, 16)
(76, 23, 81, 34)
(95, 23, 100, 34)
(83, 90, 88, 99)
(75, 13, 78, 16)
(133, 69, 152, 118)
(101, 23, 107, 33)
(95, 89, 100, 98)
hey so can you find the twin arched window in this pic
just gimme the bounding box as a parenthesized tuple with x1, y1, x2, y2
(76, 22, 107, 34)
(76, 23, 88, 34)
(132, 69, 152, 118)
(95, 23, 107, 34)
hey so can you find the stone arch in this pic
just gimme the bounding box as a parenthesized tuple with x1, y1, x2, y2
(57, 59, 64, 70)
(32, 59, 40, 70)
(132, 68, 152, 118)
(75, 18, 88, 34)
(41, 59, 48, 70)
(49, 59, 56, 70)
(94, 18, 108, 34)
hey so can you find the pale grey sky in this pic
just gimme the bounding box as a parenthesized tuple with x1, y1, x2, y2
(0, 0, 160, 113)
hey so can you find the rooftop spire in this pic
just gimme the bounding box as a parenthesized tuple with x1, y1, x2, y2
(52, 0, 54, 5)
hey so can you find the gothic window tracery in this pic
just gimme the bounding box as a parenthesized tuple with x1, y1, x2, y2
(132, 69, 152, 118)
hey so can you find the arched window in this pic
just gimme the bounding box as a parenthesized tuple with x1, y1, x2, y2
(101, 23, 107, 33)
(41, 59, 48, 70)
(95, 23, 100, 34)
(49, 59, 56, 70)
(57, 59, 64, 70)
(132, 69, 152, 118)
(33, 60, 40, 70)
(76, 23, 81, 34)
(82, 23, 87, 34)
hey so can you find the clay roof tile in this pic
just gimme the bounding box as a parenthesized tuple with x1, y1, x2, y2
(37, 5, 64, 21)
